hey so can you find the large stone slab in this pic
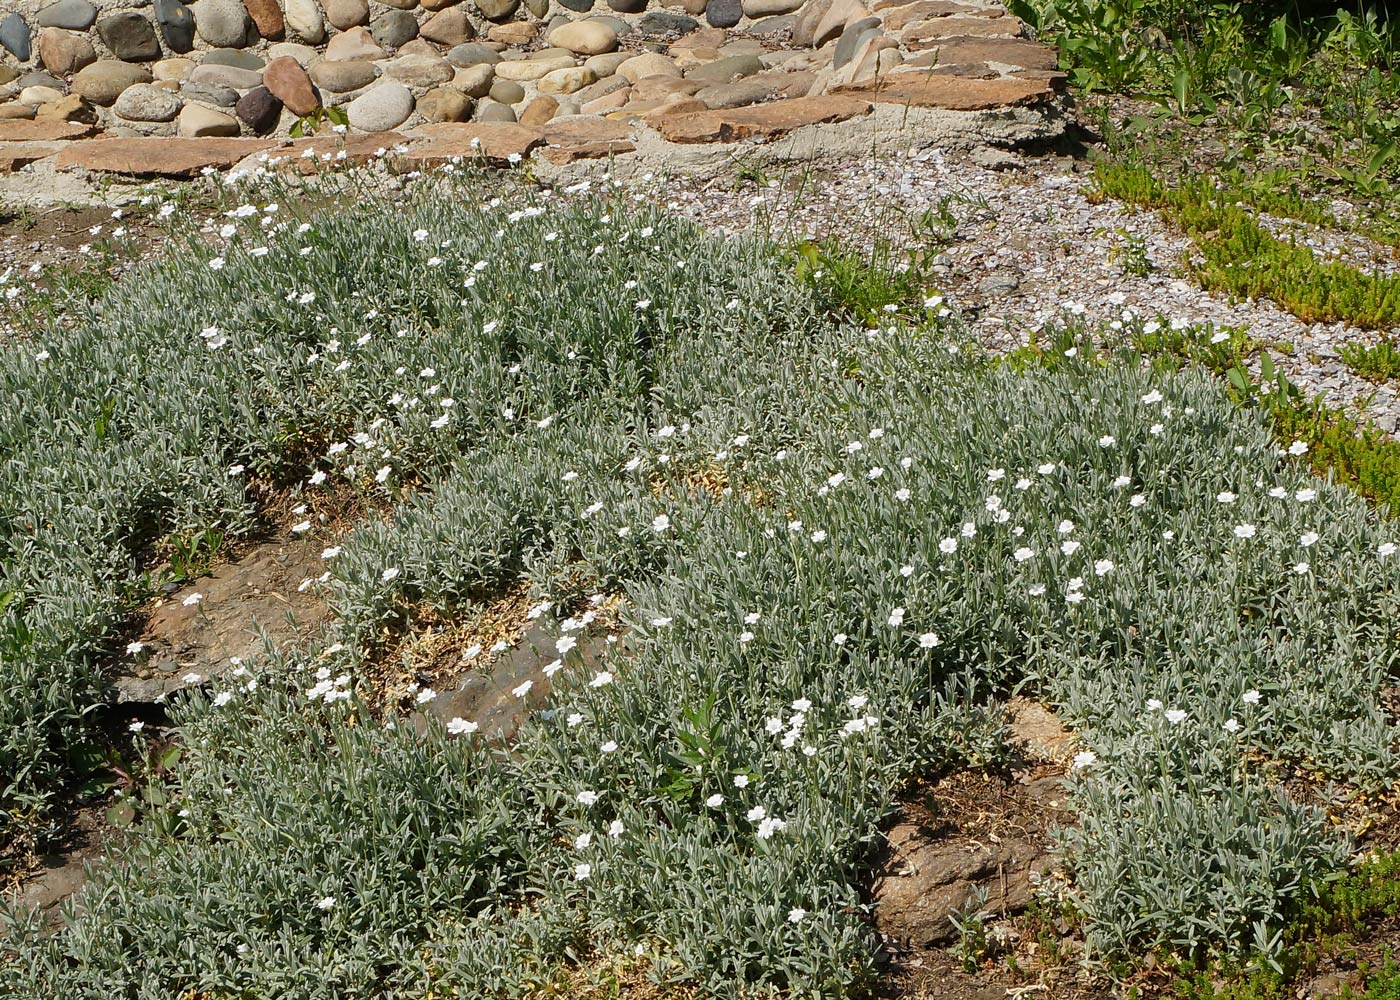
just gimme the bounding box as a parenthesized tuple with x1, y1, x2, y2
(900, 15, 1021, 47)
(904, 34, 1058, 71)
(402, 121, 543, 165)
(265, 131, 407, 171)
(648, 94, 871, 143)
(539, 115, 634, 162)
(0, 141, 68, 171)
(0, 118, 97, 140)
(54, 136, 277, 175)
(876, 0, 996, 27)
(831, 72, 1055, 110)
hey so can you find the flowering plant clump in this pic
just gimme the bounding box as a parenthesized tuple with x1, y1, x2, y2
(3, 179, 1399, 997)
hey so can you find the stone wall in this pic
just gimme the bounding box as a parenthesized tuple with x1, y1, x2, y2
(0, 0, 1064, 142)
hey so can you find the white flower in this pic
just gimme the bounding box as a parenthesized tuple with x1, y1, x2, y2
(574, 863, 592, 881)
(1146, 699, 1163, 711)
(652, 514, 671, 532)
(382, 567, 401, 581)
(128, 721, 145, 733)
(705, 794, 724, 808)
(1242, 689, 1261, 705)
(126, 641, 146, 655)
(1300, 531, 1320, 547)
(600, 740, 618, 753)
(575, 833, 592, 850)
(895, 488, 912, 502)
(512, 680, 534, 698)
(939, 538, 958, 555)
(1222, 718, 1242, 733)
(608, 820, 625, 838)
(788, 907, 807, 924)
(887, 608, 905, 627)
(577, 790, 599, 806)
(415, 688, 437, 704)
(1098, 435, 1115, 447)
(1013, 547, 1035, 562)
(182, 672, 202, 684)
(446, 718, 478, 735)
(556, 636, 577, 655)
(1038, 463, 1056, 475)
(1294, 562, 1310, 575)
(1288, 440, 1309, 456)
(746, 805, 766, 822)
(987, 468, 1005, 481)
(1380, 542, 1397, 559)
(1028, 583, 1046, 597)
(1164, 709, 1187, 724)
(756, 817, 787, 839)
(212, 692, 233, 707)
(1061, 540, 1081, 556)
(918, 632, 941, 649)
(1093, 559, 1114, 577)
(567, 713, 584, 727)
(1217, 491, 1237, 504)
(1112, 475, 1131, 488)
(182, 593, 204, 607)
(589, 671, 614, 688)
(1233, 524, 1256, 539)
(1295, 488, 1316, 502)
(833, 633, 848, 645)
(1071, 750, 1097, 770)
(316, 896, 336, 911)
(733, 774, 749, 788)
(1141, 389, 1163, 404)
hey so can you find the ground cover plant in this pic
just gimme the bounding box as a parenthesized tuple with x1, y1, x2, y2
(1, 179, 1399, 998)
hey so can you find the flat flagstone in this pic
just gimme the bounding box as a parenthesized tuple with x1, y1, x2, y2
(265, 132, 409, 172)
(904, 34, 1058, 71)
(54, 136, 278, 176)
(831, 73, 1053, 110)
(539, 116, 635, 163)
(648, 94, 872, 144)
(900, 15, 1021, 47)
(0, 141, 69, 172)
(0, 119, 99, 141)
(400, 122, 545, 166)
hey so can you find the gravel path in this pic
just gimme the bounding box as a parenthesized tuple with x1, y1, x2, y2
(646, 145, 1400, 435)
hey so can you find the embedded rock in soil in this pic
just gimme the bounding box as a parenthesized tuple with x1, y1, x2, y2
(37, 28, 97, 77)
(324, 0, 370, 29)
(37, 0, 99, 31)
(420, 8, 476, 45)
(417, 85, 472, 120)
(873, 774, 1069, 948)
(183, 80, 239, 105)
(285, 0, 326, 42)
(417, 622, 618, 741)
(345, 80, 413, 131)
(110, 536, 332, 704)
(235, 84, 282, 129)
(72, 61, 153, 105)
(113, 82, 182, 121)
(177, 102, 240, 134)
(193, 0, 254, 47)
(1, 13, 34, 62)
(243, 0, 286, 39)
(370, 8, 418, 47)
(263, 53, 319, 114)
(154, 0, 197, 52)
(706, 0, 743, 27)
(310, 58, 378, 91)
